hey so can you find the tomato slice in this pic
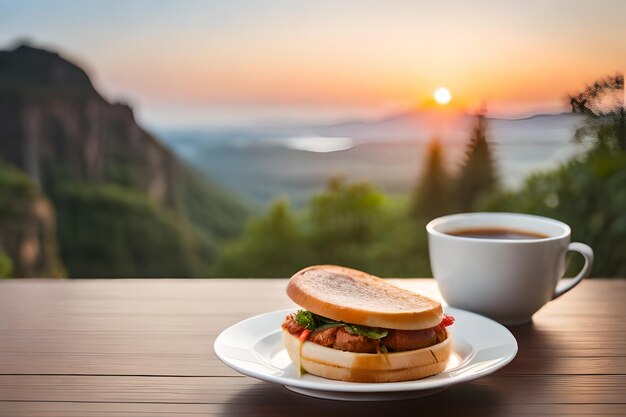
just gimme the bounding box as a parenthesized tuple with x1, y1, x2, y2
(441, 314, 455, 327)
(299, 329, 311, 342)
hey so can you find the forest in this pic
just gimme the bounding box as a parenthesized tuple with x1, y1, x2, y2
(212, 74, 625, 279)
(0, 62, 623, 279)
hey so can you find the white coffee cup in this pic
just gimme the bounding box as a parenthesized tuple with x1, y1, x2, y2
(427, 212, 593, 325)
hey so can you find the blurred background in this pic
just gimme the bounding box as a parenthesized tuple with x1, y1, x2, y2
(0, 0, 624, 279)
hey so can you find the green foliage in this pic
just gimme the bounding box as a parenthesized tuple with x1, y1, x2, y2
(54, 182, 214, 278)
(364, 212, 431, 278)
(1, 153, 247, 279)
(293, 309, 388, 339)
(37, 158, 248, 278)
(213, 179, 432, 278)
(308, 178, 385, 268)
(3, 61, 619, 279)
(214, 85, 624, 278)
(480, 148, 626, 277)
(570, 73, 624, 150)
(0, 249, 12, 278)
(0, 161, 39, 203)
(343, 324, 388, 339)
(0, 162, 65, 278)
(294, 310, 317, 331)
(480, 74, 625, 277)
(212, 199, 312, 277)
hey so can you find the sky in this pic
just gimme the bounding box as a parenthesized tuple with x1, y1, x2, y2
(1, 0, 625, 128)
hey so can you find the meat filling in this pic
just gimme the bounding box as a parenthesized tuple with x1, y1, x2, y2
(282, 314, 305, 334)
(382, 328, 436, 351)
(334, 326, 380, 353)
(282, 314, 447, 353)
(309, 326, 338, 347)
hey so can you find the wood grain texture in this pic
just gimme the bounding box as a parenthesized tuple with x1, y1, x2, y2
(0, 278, 624, 416)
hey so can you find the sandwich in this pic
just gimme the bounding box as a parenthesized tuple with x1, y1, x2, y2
(282, 265, 454, 383)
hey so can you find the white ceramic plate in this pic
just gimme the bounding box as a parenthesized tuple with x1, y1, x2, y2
(214, 308, 517, 401)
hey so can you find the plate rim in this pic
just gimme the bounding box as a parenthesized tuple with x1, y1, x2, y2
(214, 307, 518, 393)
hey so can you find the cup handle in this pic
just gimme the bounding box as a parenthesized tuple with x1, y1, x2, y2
(552, 242, 594, 300)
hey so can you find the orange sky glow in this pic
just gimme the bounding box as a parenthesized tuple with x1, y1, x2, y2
(2, 1, 625, 126)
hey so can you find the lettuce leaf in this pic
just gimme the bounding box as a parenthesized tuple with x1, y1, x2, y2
(294, 310, 317, 330)
(294, 310, 388, 340)
(314, 322, 344, 332)
(343, 324, 388, 339)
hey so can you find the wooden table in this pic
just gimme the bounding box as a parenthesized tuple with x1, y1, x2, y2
(0, 279, 624, 416)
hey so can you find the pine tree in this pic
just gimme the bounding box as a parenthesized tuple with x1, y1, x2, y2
(411, 138, 452, 220)
(454, 113, 499, 211)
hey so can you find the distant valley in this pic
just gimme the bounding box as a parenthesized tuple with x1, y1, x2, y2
(156, 111, 590, 207)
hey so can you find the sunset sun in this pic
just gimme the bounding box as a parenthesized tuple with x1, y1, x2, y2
(433, 87, 452, 105)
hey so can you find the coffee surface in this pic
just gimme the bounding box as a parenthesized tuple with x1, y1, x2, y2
(447, 227, 548, 240)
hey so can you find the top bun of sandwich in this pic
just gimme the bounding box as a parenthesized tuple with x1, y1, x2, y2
(287, 265, 443, 330)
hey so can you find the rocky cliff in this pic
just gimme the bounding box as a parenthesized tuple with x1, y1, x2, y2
(0, 44, 248, 277)
(0, 45, 178, 208)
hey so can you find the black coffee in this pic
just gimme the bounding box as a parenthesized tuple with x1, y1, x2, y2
(447, 227, 548, 240)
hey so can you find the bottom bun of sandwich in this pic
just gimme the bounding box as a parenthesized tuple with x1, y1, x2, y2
(283, 328, 451, 383)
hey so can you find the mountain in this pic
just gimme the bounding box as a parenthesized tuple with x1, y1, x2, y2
(0, 45, 179, 206)
(157, 110, 586, 206)
(309, 108, 584, 144)
(0, 44, 249, 277)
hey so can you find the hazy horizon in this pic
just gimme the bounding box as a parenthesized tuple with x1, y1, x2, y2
(2, 0, 625, 128)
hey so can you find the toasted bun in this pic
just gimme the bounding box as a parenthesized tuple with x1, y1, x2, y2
(283, 329, 451, 383)
(287, 265, 442, 330)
